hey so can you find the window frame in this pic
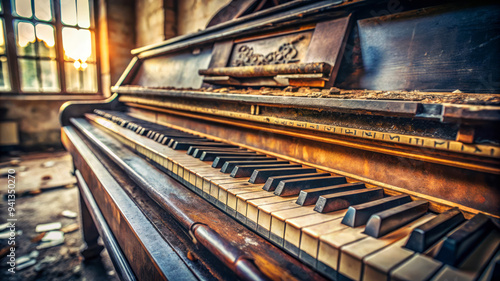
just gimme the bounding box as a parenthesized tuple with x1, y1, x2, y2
(0, 0, 102, 97)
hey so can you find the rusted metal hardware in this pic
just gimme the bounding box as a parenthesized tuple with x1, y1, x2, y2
(199, 62, 331, 78)
(190, 223, 270, 281)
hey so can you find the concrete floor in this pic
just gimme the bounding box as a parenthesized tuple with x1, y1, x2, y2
(0, 151, 119, 281)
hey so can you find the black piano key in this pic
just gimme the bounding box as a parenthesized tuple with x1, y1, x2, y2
(341, 194, 412, 227)
(221, 160, 290, 173)
(152, 132, 164, 140)
(273, 176, 347, 197)
(163, 133, 199, 139)
(187, 145, 239, 155)
(168, 137, 212, 146)
(296, 182, 366, 206)
(405, 207, 465, 253)
(435, 213, 493, 266)
(262, 173, 330, 191)
(212, 156, 275, 168)
(138, 128, 149, 136)
(231, 164, 302, 178)
(164, 137, 202, 146)
(171, 140, 215, 150)
(153, 133, 165, 142)
(249, 167, 317, 184)
(161, 136, 172, 145)
(314, 188, 384, 213)
(158, 133, 189, 143)
(193, 148, 245, 158)
(134, 127, 146, 135)
(364, 200, 429, 238)
(149, 130, 170, 138)
(200, 151, 257, 161)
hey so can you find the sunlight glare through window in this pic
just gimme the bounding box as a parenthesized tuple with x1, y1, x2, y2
(15, 0, 33, 18)
(61, 0, 77, 25)
(62, 27, 91, 65)
(34, 0, 52, 21)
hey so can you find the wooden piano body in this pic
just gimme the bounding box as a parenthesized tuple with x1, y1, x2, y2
(59, 1, 500, 280)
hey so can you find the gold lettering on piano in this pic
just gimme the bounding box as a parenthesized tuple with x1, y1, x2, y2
(119, 96, 500, 159)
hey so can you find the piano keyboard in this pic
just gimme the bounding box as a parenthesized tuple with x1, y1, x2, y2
(89, 109, 499, 281)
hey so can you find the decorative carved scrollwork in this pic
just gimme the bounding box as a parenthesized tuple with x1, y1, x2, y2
(232, 35, 305, 67)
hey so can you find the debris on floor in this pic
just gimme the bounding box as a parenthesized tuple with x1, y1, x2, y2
(61, 223, 79, 234)
(0, 230, 22, 239)
(35, 222, 62, 233)
(61, 210, 78, 219)
(1, 151, 77, 198)
(41, 161, 56, 168)
(0, 151, 117, 281)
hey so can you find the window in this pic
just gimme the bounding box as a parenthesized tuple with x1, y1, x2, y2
(0, 0, 98, 94)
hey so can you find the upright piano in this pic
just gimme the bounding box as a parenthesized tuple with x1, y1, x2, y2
(59, 0, 500, 280)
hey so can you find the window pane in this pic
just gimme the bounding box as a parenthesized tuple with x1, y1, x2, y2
(16, 21, 36, 56)
(36, 24, 56, 58)
(0, 57, 11, 91)
(19, 59, 39, 91)
(65, 62, 96, 93)
(62, 27, 92, 62)
(40, 60, 59, 91)
(60, 0, 77, 25)
(13, 0, 33, 18)
(34, 0, 52, 21)
(0, 21, 5, 55)
(77, 0, 90, 28)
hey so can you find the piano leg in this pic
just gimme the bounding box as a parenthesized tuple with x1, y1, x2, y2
(79, 191, 105, 260)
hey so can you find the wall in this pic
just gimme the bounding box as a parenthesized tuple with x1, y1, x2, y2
(0, 100, 66, 149)
(136, 0, 175, 47)
(177, 0, 230, 35)
(135, 0, 230, 47)
(100, 0, 136, 94)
